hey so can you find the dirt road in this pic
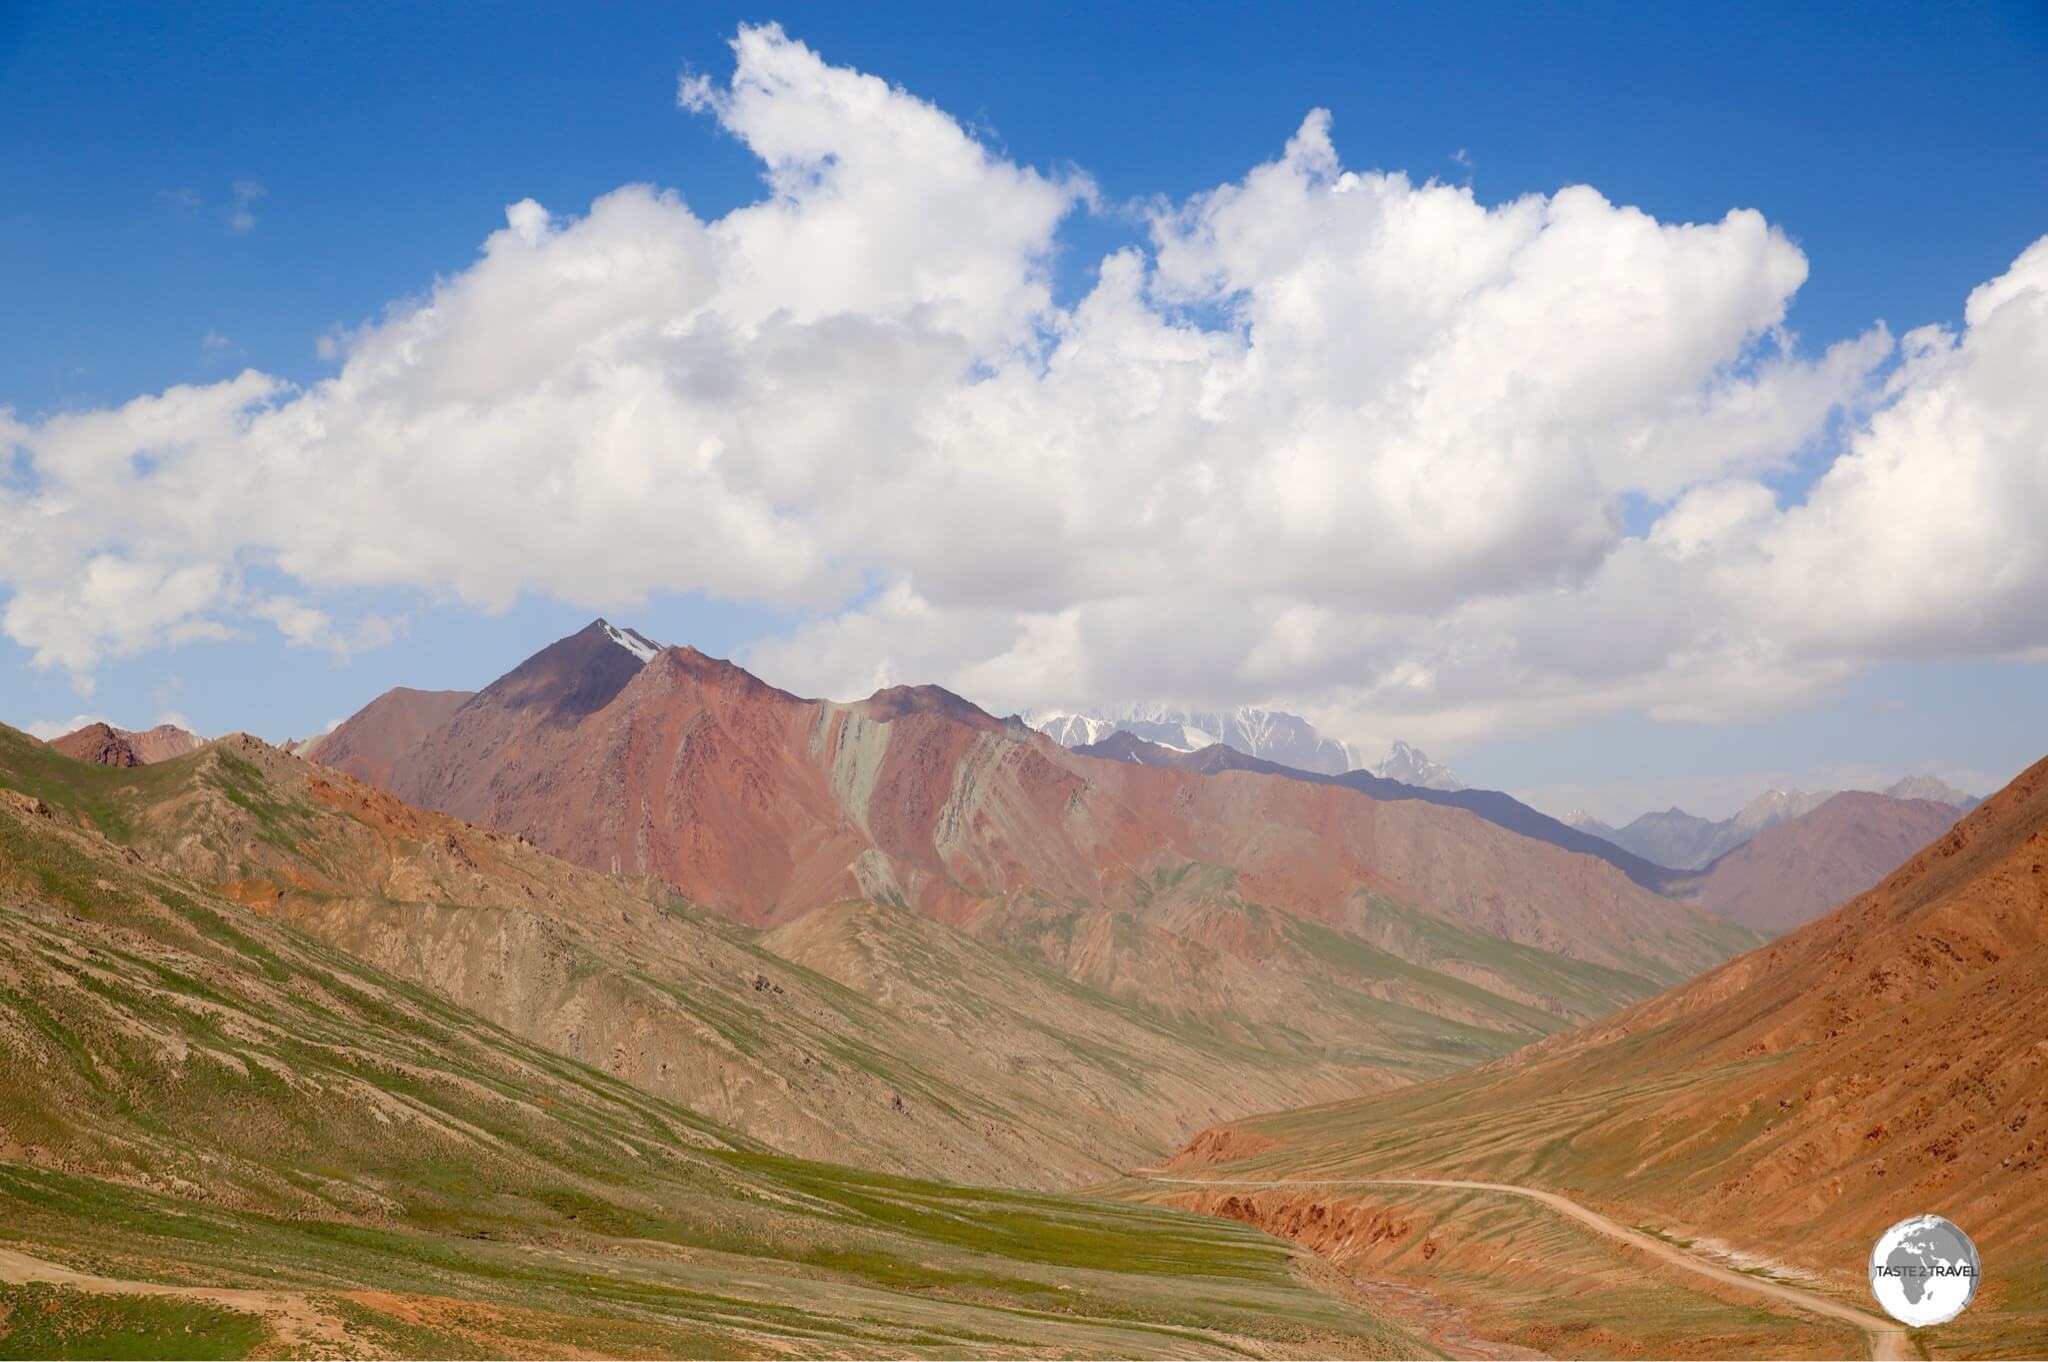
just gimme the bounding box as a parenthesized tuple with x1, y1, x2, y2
(1146, 1175, 1910, 1361)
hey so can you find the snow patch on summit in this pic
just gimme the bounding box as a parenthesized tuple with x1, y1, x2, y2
(602, 623, 660, 664)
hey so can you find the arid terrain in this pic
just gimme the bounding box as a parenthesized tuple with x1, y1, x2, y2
(1130, 755, 2048, 1357)
(0, 626, 2029, 1358)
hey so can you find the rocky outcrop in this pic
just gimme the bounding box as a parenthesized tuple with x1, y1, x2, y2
(49, 723, 142, 767)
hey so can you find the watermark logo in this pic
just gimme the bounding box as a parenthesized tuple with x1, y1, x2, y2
(1869, 1215, 1978, 1327)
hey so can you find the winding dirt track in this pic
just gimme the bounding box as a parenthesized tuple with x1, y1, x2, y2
(1146, 1175, 1910, 1361)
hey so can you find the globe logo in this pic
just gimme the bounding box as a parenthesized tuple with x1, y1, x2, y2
(1869, 1215, 1979, 1327)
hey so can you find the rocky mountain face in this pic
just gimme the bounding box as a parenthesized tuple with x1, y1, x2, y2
(120, 723, 206, 762)
(1370, 740, 1464, 790)
(1160, 749, 2048, 1353)
(289, 623, 1764, 1154)
(1027, 703, 1358, 775)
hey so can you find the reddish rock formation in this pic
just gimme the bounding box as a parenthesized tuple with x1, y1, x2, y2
(122, 723, 205, 763)
(49, 722, 142, 767)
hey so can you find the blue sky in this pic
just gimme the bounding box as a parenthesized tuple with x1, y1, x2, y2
(3, 1, 2045, 819)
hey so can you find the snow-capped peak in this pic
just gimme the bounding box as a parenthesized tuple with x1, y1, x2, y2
(1022, 703, 1357, 775)
(1372, 741, 1465, 791)
(602, 622, 659, 664)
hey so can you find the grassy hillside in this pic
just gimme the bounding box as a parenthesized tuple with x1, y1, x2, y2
(0, 730, 1425, 1358)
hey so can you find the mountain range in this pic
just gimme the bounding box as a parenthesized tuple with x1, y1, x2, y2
(300, 623, 1758, 1098)
(1026, 703, 1362, 775)
(1567, 778, 1979, 870)
(2, 616, 2032, 1355)
(1073, 729, 1679, 891)
(0, 723, 1423, 1357)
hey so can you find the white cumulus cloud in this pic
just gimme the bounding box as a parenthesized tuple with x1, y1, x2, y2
(1, 23, 2043, 753)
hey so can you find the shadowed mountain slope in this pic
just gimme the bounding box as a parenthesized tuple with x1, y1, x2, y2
(1152, 751, 2048, 1356)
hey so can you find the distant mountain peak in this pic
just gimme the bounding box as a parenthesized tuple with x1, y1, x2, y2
(1884, 774, 1979, 808)
(1560, 809, 1616, 835)
(1025, 703, 1356, 775)
(1371, 741, 1464, 791)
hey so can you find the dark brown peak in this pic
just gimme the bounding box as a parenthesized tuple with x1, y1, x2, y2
(50, 722, 142, 768)
(862, 683, 1002, 731)
(475, 620, 655, 723)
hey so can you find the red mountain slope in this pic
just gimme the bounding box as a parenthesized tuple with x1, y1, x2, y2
(327, 623, 1753, 992)
(305, 687, 475, 788)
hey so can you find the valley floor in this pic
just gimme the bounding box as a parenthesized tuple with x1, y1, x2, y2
(0, 1157, 1430, 1360)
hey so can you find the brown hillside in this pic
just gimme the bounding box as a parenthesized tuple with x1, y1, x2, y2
(307, 686, 474, 786)
(1157, 752, 2048, 1353)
